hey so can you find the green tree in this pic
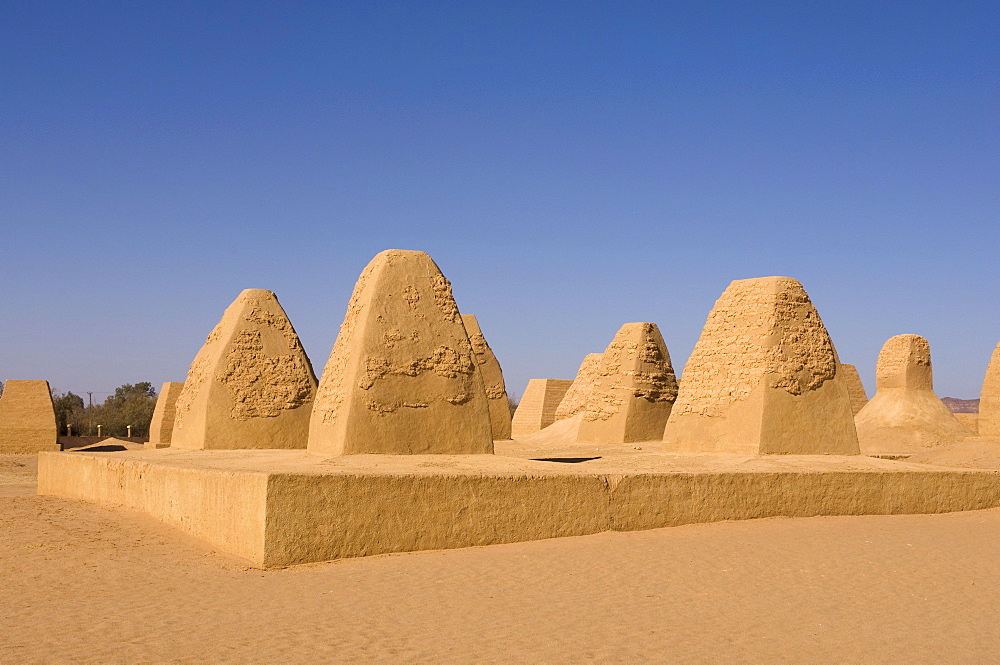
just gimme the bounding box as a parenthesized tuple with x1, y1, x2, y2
(99, 383, 158, 437)
(106, 382, 157, 405)
(51, 390, 85, 435)
(62, 383, 159, 438)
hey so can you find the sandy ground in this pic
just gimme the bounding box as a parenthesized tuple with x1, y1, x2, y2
(908, 437, 1000, 469)
(4, 452, 1000, 663)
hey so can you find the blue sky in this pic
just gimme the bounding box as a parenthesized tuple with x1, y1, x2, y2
(2, 1, 998, 401)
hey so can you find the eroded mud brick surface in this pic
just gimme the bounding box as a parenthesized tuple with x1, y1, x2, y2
(555, 353, 604, 421)
(463, 314, 512, 441)
(840, 364, 869, 416)
(663, 276, 859, 455)
(577, 324, 677, 444)
(511, 379, 573, 437)
(147, 382, 184, 449)
(856, 334, 970, 454)
(171, 289, 316, 450)
(309, 250, 493, 455)
(979, 342, 1000, 437)
(0, 379, 58, 453)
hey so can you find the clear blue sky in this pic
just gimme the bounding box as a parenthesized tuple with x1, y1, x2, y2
(2, 1, 998, 402)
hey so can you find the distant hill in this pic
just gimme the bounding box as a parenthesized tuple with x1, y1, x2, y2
(941, 397, 980, 413)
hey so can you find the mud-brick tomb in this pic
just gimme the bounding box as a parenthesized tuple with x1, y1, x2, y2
(37, 250, 1000, 568)
(0, 380, 58, 453)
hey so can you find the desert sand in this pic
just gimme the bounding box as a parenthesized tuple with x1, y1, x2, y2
(9, 257, 1000, 661)
(6, 452, 1000, 664)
